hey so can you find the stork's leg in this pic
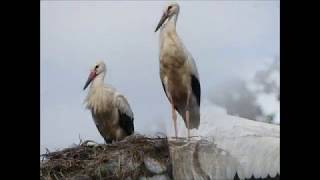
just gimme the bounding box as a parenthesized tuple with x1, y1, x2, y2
(186, 90, 191, 139)
(172, 103, 178, 138)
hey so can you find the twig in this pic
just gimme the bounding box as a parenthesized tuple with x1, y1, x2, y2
(78, 134, 83, 145)
(52, 172, 59, 180)
(81, 140, 99, 146)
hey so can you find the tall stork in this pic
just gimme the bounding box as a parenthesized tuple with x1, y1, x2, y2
(155, 3, 201, 139)
(83, 61, 134, 143)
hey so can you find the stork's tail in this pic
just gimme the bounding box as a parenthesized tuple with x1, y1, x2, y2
(177, 105, 200, 129)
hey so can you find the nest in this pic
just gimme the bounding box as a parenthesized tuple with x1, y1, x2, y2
(40, 134, 172, 180)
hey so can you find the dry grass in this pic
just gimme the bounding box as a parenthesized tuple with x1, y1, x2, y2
(40, 134, 171, 180)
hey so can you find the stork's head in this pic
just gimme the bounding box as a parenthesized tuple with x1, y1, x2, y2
(83, 61, 106, 90)
(155, 3, 180, 32)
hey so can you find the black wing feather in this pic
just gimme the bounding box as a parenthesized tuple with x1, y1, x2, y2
(118, 110, 134, 136)
(91, 112, 112, 144)
(191, 74, 201, 106)
(161, 81, 169, 99)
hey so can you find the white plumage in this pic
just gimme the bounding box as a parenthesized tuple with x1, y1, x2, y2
(155, 3, 201, 139)
(83, 61, 134, 143)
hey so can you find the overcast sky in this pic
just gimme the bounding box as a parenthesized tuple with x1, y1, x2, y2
(40, 1, 279, 153)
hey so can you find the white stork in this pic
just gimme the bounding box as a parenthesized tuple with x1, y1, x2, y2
(155, 3, 201, 139)
(83, 61, 134, 143)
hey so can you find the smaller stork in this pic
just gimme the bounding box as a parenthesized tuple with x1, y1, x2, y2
(83, 61, 134, 143)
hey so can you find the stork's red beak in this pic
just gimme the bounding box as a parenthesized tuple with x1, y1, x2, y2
(155, 12, 169, 32)
(83, 70, 97, 90)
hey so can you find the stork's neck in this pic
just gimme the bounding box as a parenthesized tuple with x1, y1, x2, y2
(160, 14, 179, 37)
(159, 14, 185, 55)
(90, 73, 105, 89)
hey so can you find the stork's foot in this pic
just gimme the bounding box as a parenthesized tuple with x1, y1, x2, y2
(169, 136, 190, 142)
(170, 136, 183, 140)
(169, 136, 192, 143)
(169, 135, 201, 142)
(188, 135, 201, 141)
(187, 135, 199, 138)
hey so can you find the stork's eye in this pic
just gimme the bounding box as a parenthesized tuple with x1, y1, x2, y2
(95, 65, 99, 69)
(168, 6, 172, 11)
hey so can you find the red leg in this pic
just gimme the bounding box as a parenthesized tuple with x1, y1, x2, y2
(172, 103, 178, 138)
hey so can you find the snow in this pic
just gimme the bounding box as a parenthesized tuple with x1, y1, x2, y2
(168, 103, 279, 179)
